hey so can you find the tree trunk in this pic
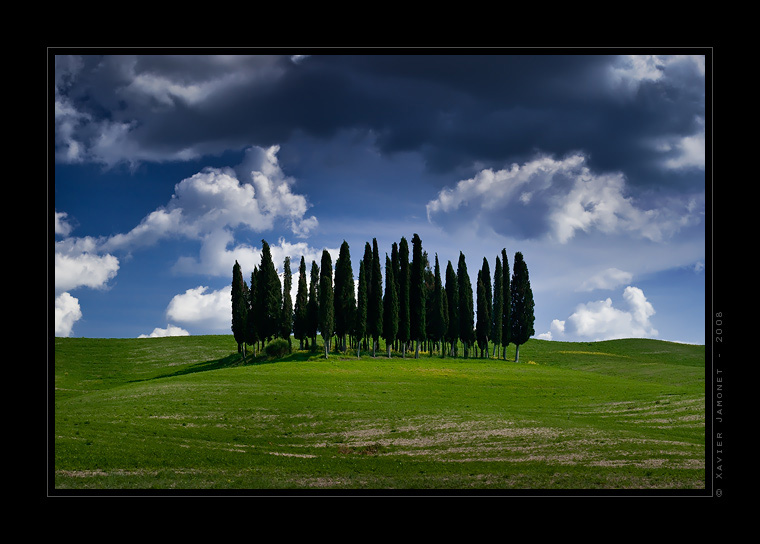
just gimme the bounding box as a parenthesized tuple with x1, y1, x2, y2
(415, 340, 420, 359)
(515, 344, 520, 362)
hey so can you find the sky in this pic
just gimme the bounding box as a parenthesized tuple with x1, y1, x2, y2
(51, 51, 709, 345)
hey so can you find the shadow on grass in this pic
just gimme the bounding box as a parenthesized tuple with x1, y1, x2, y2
(131, 349, 323, 383)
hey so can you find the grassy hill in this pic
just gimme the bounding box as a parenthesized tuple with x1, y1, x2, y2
(52, 335, 706, 492)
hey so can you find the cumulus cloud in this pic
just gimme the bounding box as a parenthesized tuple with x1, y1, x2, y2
(55, 211, 74, 236)
(166, 285, 232, 331)
(102, 145, 318, 262)
(55, 245, 120, 293)
(606, 54, 705, 97)
(54, 210, 121, 336)
(426, 153, 703, 244)
(542, 286, 658, 342)
(55, 292, 82, 337)
(138, 324, 190, 338)
(657, 116, 706, 171)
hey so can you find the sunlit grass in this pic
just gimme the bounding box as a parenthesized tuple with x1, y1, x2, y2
(53, 335, 706, 491)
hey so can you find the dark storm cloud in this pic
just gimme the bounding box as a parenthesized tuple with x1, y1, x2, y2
(55, 52, 706, 192)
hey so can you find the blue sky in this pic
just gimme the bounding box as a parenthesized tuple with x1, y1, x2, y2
(52, 52, 708, 344)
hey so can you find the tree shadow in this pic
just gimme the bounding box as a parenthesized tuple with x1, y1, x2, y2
(130, 349, 320, 383)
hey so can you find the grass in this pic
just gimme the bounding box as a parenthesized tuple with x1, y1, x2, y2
(52, 335, 706, 492)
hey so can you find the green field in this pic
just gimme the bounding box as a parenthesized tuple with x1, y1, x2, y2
(52, 335, 706, 492)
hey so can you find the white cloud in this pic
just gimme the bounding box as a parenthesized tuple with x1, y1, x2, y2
(55, 292, 82, 337)
(537, 319, 565, 341)
(542, 286, 658, 342)
(661, 117, 706, 171)
(55, 242, 120, 293)
(607, 55, 666, 94)
(54, 211, 119, 337)
(166, 285, 231, 331)
(578, 268, 633, 292)
(55, 211, 74, 237)
(138, 324, 190, 338)
(101, 145, 318, 266)
(427, 153, 699, 244)
(607, 54, 705, 98)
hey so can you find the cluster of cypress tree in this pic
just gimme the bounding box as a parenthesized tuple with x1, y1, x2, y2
(231, 236, 535, 361)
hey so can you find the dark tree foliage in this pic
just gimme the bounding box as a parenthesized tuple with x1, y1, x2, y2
(491, 255, 503, 359)
(245, 266, 259, 352)
(281, 256, 293, 346)
(383, 254, 399, 357)
(476, 271, 489, 357)
(256, 240, 282, 343)
(397, 236, 411, 356)
(319, 249, 334, 358)
(410, 233, 426, 357)
(481, 256, 492, 345)
(307, 260, 320, 350)
(445, 260, 459, 356)
(355, 259, 368, 357)
(501, 248, 512, 358)
(230, 238, 535, 363)
(334, 240, 356, 352)
(293, 256, 308, 349)
(510, 251, 535, 362)
(423, 251, 435, 348)
(391, 242, 400, 301)
(369, 238, 384, 356)
(363, 242, 373, 302)
(362, 241, 374, 352)
(429, 254, 447, 356)
(457, 252, 475, 357)
(231, 260, 248, 353)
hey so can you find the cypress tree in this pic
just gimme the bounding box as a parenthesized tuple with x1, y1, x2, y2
(457, 252, 474, 358)
(319, 250, 334, 358)
(383, 254, 399, 358)
(440, 270, 449, 358)
(246, 267, 260, 356)
(362, 242, 373, 352)
(445, 260, 459, 357)
(430, 254, 446, 357)
(510, 251, 535, 363)
(369, 238, 383, 357)
(391, 242, 400, 304)
(281, 256, 293, 347)
(397, 237, 411, 358)
(423, 251, 434, 353)
(476, 271, 488, 357)
(231, 260, 248, 354)
(501, 249, 511, 359)
(307, 260, 320, 350)
(355, 259, 367, 358)
(257, 240, 282, 343)
(334, 240, 355, 352)
(391, 242, 400, 351)
(491, 255, 503, 359)
(481, 256, 492, 355)
(293, 256, 308, 350)
(410, 233, 426, 358)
